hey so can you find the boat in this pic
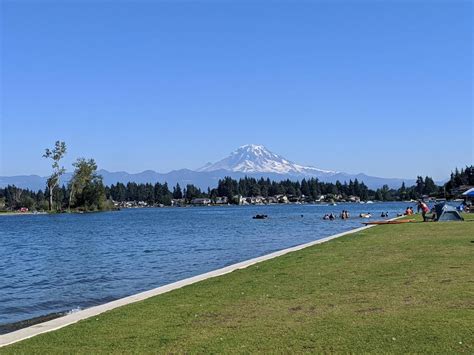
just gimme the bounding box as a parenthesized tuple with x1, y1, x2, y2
(363, 219, 415, 225)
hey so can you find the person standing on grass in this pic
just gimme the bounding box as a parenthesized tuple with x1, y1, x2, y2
(417, 200, 430, 222)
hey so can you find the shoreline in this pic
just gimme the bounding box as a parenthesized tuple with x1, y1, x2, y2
(0, 212, 48, 216)
(0, 201, 417, 217)
(0, 313, 64, 336)
(0, 220, 389, 347)
(0, 209, 118, 216)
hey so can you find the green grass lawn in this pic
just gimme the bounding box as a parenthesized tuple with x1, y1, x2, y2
(3, 215, 473, 353)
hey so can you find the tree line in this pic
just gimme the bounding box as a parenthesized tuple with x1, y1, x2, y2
(0, 141, 113, 212)
(0, 175, 445, 211)
(1, 143, 471, 212)
(90, 175, 447, 206)
(444, 166, 474, 196)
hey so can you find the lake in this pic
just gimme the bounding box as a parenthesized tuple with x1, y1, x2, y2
(0, 202, 414, 331)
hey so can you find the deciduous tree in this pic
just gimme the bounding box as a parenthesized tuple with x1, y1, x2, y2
(43, 141, 67, 211)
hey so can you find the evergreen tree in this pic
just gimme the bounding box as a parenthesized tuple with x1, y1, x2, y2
(423, 176, 437, 195)
(300, 179, 310, 197)
(381, 184, 392, 201)
(399, 182, 407, 201)
(374, 189, 383, 201)
(172, 183, 183, 199)
(185, 184, 201, 201)
(415, 176, 424, 197)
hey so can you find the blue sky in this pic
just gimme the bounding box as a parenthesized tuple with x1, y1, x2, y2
(1, 1, 472, 180)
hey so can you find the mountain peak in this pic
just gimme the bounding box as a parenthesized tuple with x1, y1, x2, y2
(198, 144, 337, 175)
(234, 144, 274, 157)
(239, 143, 266, 150)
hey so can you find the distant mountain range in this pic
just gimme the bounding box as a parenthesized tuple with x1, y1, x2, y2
(1, 144, 420, 191)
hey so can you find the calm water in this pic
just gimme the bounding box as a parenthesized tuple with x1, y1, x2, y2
(0, 202, 414, 329)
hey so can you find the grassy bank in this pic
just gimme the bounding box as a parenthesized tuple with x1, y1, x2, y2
(3, 215, 473, 353)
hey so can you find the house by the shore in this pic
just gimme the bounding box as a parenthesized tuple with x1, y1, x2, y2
(190, 198, 212, 206)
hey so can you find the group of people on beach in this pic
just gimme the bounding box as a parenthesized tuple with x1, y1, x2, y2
(322, 205, 442, 221)
(404, 206, 414, 215)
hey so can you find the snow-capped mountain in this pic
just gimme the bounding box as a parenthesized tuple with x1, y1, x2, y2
(198, 144, 337, 176)
(0, 144, 421, 191)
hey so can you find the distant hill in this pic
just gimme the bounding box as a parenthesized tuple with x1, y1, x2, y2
(0, 144, 421, 191)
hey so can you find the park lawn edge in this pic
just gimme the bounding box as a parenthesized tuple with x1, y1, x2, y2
(0, 222, 378, 347)
(2, 214, 473, 353)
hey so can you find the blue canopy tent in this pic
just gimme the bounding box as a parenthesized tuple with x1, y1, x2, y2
(462, 188, 474, 198)
(461, 188, 474, 213)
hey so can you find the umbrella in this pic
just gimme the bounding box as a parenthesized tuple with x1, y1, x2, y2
(462, 188, 474, 197)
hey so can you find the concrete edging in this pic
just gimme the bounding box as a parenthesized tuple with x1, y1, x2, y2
(0, 222, 382, 347)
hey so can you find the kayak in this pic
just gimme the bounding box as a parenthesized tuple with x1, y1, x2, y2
(363, 219, 415, 225)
